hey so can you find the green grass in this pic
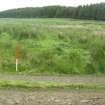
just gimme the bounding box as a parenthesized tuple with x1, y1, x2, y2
(0, 18, 105, 74)
(0, 80, 105, 90)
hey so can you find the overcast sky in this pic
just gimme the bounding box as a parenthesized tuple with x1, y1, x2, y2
(0, 0, 105, 11)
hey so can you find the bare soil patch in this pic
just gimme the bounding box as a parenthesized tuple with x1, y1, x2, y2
(0, 89, 105, 105)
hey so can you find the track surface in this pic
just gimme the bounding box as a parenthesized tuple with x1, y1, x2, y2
(0, 89, 105, 105)
(0, 74, 105, 85)
(0, 75, 105, 105)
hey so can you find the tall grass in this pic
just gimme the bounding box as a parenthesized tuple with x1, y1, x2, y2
(0, 18, 105, 74)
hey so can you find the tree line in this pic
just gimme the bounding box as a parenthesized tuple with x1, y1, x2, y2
(0, 3, 105, 20)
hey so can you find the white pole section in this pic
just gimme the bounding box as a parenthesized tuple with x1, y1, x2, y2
(16, 58, 18, 72)
(16, 44, 20, 72)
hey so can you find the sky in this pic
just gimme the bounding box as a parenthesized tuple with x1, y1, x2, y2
(0, 0, 105, 11)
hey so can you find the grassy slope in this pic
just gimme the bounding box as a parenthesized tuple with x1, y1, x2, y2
(0, 18, 105, 74)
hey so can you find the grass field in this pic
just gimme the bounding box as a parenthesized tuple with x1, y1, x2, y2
(0, 18, 105, 75)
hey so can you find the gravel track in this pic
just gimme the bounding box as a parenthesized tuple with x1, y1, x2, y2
(0, 74, 105, 85)
(0, 74, 105, 105)
(0, 89, 105, 105)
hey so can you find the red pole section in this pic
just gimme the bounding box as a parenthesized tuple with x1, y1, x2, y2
(16, 44, 20, 59)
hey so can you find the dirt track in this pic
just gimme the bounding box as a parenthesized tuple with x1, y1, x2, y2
(0, 74, 105, 85)
(0, 89, 105, 105)
(0, 75, 105, 105)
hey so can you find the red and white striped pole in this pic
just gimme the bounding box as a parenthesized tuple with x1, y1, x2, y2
(16, 44, 20, 72)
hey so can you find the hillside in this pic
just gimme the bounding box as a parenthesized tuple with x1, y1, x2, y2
(0, 3, 105, 20)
